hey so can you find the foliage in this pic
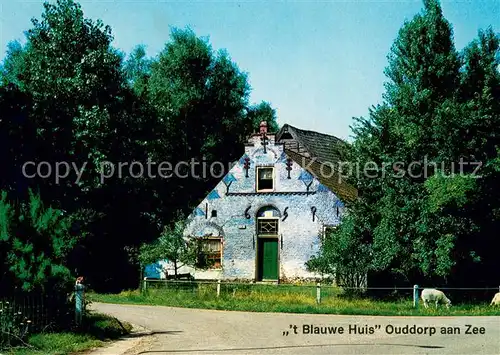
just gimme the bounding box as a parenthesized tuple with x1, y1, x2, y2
(246, 101, 280, 133)
(307, 214, 371, 290)
(139, 214, 199, 278)
(2, 0, 497, 295)
(0, 0, 149, 291)
(7, 312, 131, 354)
(0, 300, 32, 348)
(123, 45, 152, 97)
(313, 0, 500, 285)
(0, 189, 75, 292)
(1, 0, 276, 292)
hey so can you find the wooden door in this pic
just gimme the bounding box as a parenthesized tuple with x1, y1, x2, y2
(258, 238, 278, 280)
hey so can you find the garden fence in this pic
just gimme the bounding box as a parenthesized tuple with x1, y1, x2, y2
(0, 291, 73, 348)
(142, 279, 500, 306)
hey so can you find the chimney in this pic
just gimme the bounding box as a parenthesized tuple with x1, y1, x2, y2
(259, 121, 268, 134)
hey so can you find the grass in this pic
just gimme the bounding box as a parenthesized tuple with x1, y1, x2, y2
(5, 312, 133, 355)
(89, 283, 500, 317)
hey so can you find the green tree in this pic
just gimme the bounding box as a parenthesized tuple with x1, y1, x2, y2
(0, 1, 281, 292)
(0, 0, 154, 292)
(147, 27, 250, 161)
(0, 190, 75, 292)
(144, 27, 253, 223)
(311, 0, 500, 286)
(0, 0, 137, 200)
(246, 101, 280, 133)
(306, 211, 371, 290)
(139, 215, 204, 279)
(123, 44, 152, 97)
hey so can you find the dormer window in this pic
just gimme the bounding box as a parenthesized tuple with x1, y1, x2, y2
(256, 167, 274, 192)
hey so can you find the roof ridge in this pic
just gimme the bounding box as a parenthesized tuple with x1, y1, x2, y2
(285, 124, 346, 143)
(284, 148, 358, 202)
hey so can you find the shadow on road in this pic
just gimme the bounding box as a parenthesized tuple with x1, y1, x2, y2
(125, 330, 183, 339)
(138, 343, 445, 353)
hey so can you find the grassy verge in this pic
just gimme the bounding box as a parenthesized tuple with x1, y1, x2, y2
(5, 312, 133, 355)
(89, 284, 500, 316)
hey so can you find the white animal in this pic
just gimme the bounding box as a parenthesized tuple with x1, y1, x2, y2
(420, 288, 451, 309)
(490, 292, 500, 306)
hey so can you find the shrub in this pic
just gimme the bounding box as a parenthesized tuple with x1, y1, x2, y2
(0, 300, 32, 348)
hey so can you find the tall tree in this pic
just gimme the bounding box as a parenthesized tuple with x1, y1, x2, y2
(1, 2, 280, 292)
(123, 45, 152, 97)
(310, 0, 500, 287)
(246, 101, 280, 133)
(145, 28, 252, 220)
(0, 0, 154, 291)
(0, 0, 129, 202)
(0, 189, 76, 292)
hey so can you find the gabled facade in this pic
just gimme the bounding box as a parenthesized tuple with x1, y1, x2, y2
(158, 122, 357, 282)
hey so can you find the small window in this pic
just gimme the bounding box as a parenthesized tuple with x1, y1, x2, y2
(211, 210, 217, 217)
(197, 237, 222, 269)
(256, 167, 274, 192)
(257, 219, 279, 235)
(322, 225, 337, 243)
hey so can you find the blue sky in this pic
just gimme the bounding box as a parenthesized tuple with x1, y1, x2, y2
(1, 1, 499, 140)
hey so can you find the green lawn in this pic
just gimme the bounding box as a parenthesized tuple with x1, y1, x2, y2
(88, 283, 500, 316)
(5, 312, 133, 355)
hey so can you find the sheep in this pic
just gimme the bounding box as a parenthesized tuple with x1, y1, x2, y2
(420, 288, 451, 309)
(490, 292, 500, 306)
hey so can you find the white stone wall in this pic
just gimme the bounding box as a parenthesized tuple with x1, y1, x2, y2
(160, 134, 345, 281)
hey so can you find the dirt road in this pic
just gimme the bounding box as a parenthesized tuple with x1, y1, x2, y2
(92, 302, 500, 354)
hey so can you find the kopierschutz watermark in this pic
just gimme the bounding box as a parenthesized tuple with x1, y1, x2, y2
(314, 156, 482, 181)
(20, 155, 482, 185)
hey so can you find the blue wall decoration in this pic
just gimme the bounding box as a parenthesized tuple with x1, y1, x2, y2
(207, 190, 220, 200)
(277, 151, 288, 163)
(223, 173, 237, 184)
(299, 170, 314, 194)
(223, 173, 236, 193)
(335, 199, 345, 208)
(232, 218, 254, 225)
(239, 154, 249, 165)
(317, 183, 329, 192)
(298, 170, 313, 182)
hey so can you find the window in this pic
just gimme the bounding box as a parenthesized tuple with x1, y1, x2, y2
(322, 225, 337, 243)
(197, 237, 222, 269)
(257, 219, 279, 235)
(256, 167, 274, 191)
(211, 210, 217, 217)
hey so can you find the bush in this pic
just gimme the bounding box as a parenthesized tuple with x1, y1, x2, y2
(0, 300, 32, 348)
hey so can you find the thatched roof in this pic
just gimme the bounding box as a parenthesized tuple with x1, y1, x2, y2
(276, 124, 358, 202)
